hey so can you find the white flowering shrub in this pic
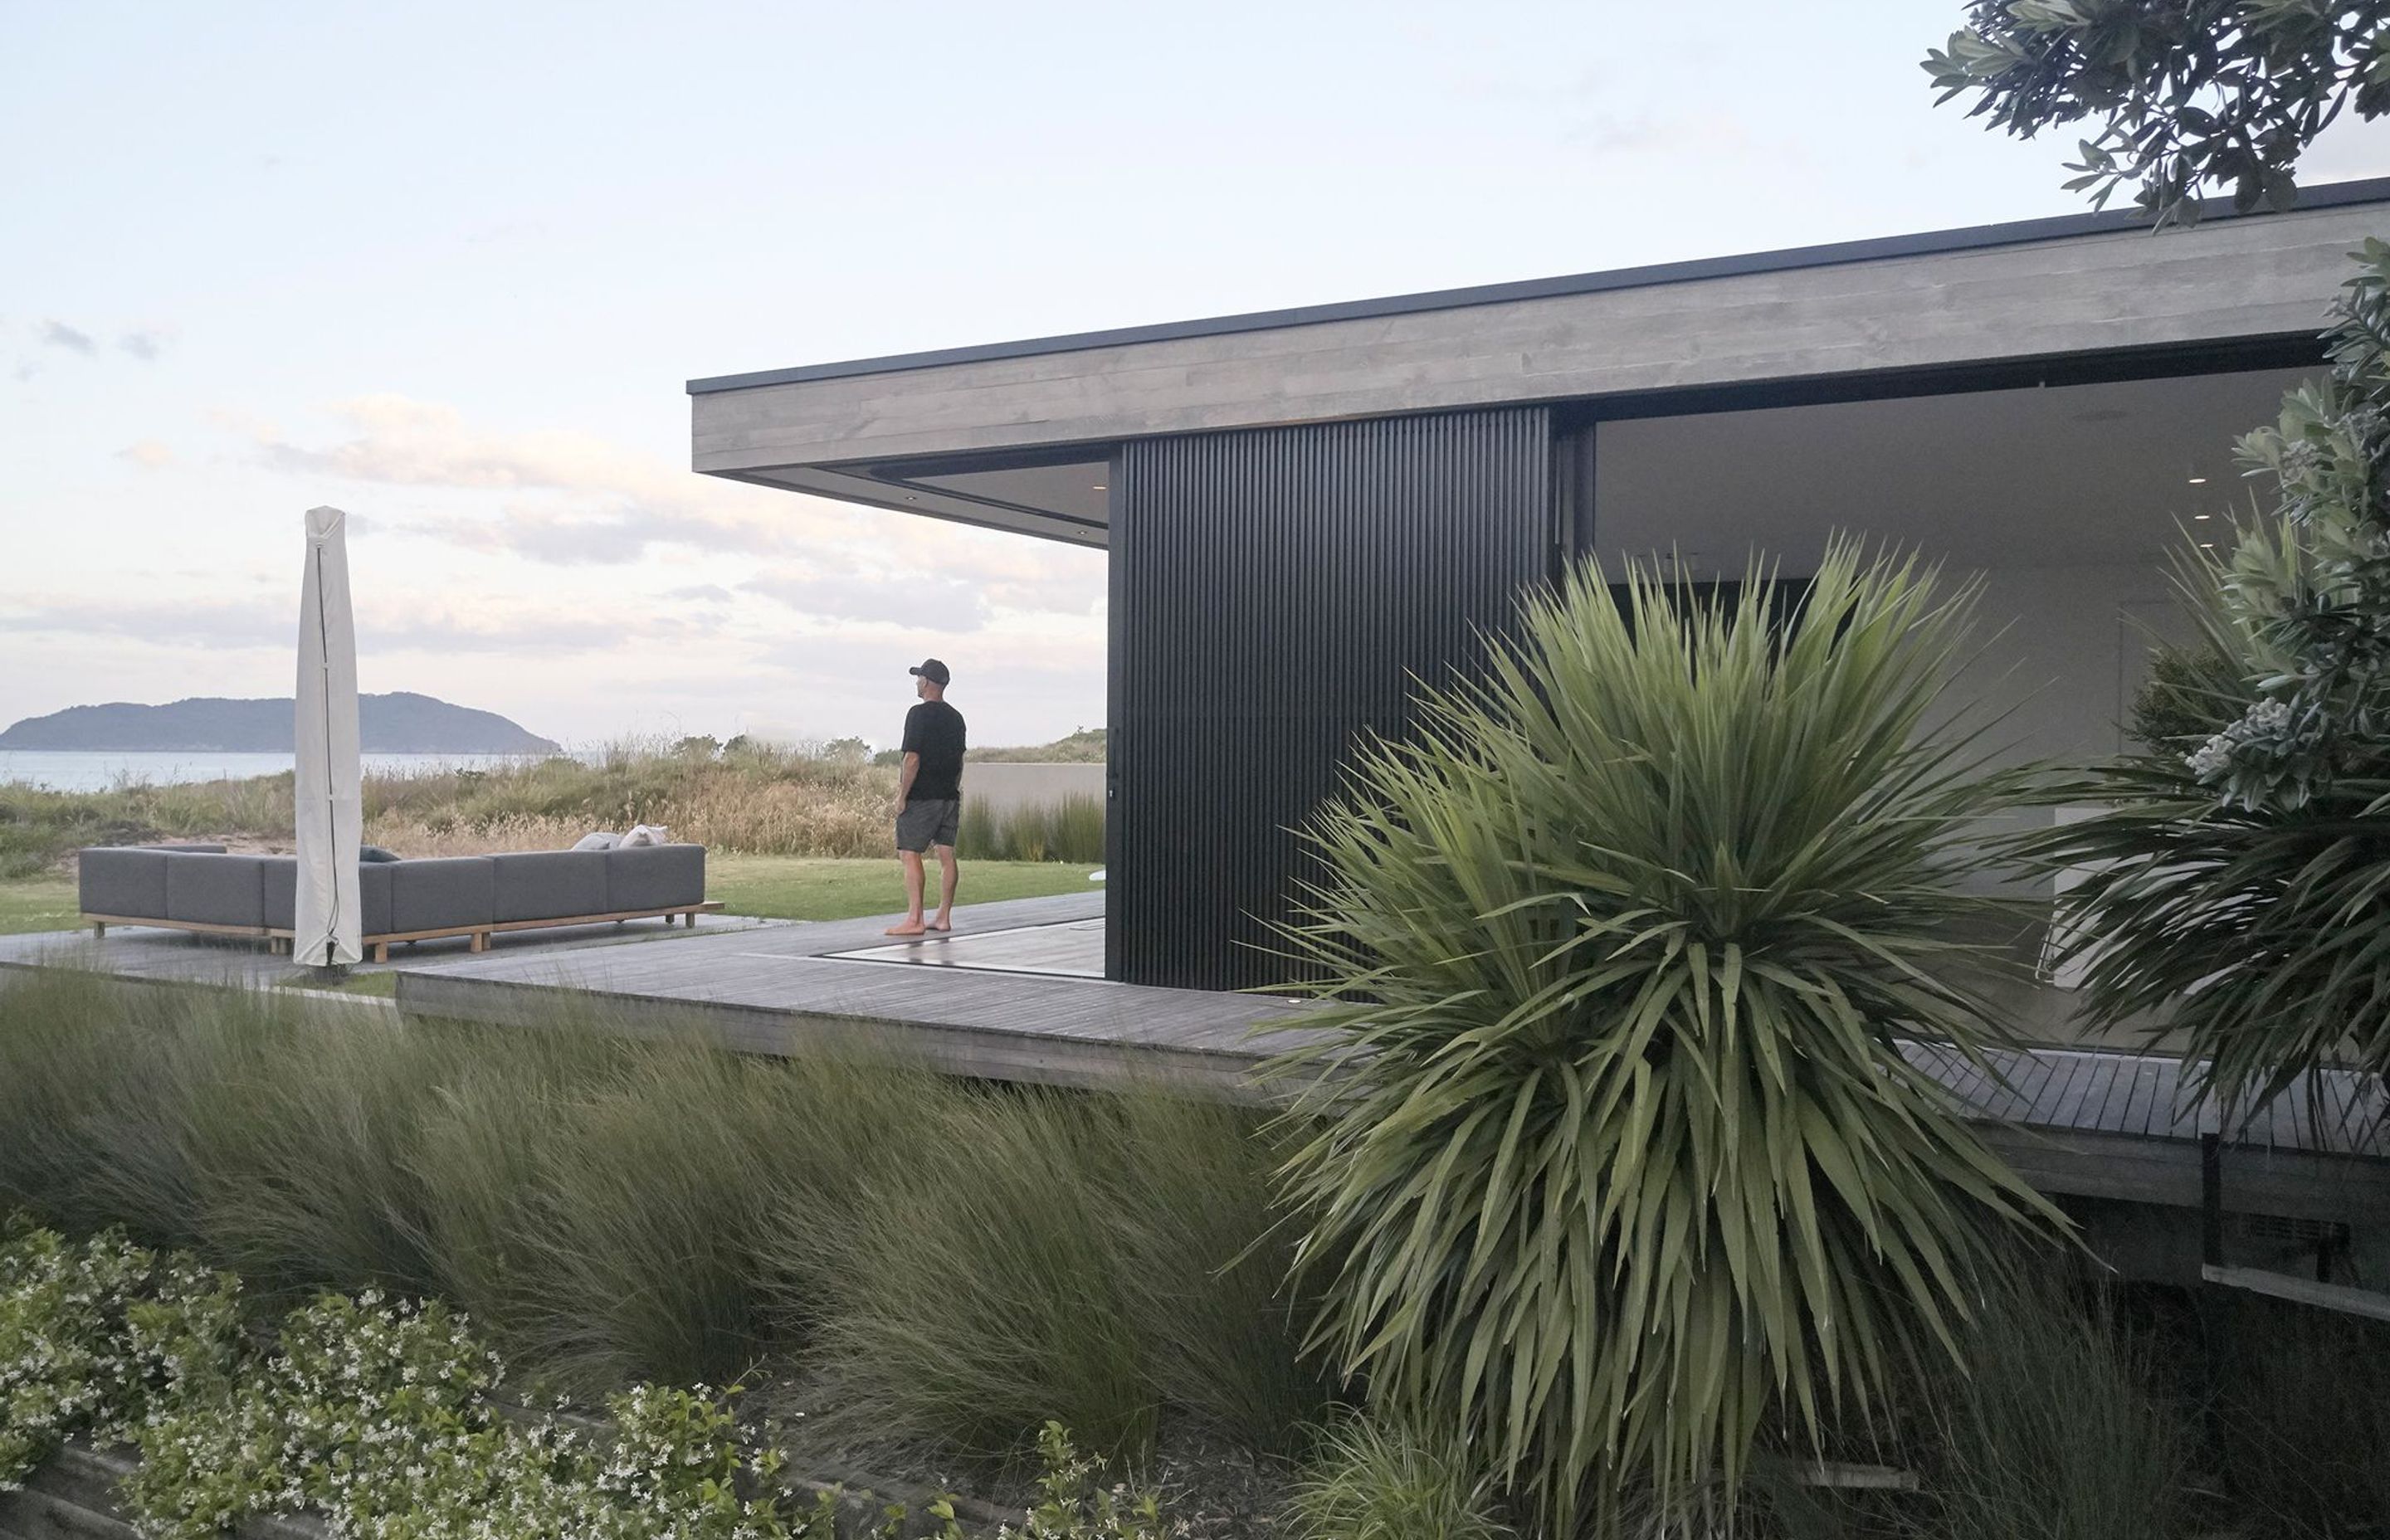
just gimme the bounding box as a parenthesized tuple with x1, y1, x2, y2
(997, 1422, 1183, 1540)
(125, 1292, 809, 1540)
(2, 1222, 1181, 1540)
(0, 1226, 241, 1489)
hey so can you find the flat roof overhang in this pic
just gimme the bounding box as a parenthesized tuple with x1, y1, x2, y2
(690, 180, 2390, 544)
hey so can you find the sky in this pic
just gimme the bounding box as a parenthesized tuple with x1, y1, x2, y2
(9, 2, 2390, 753)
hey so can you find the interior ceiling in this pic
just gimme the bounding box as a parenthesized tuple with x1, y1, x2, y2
(1593, 368, 2317, 576)
(909, 461, 1111, 524)
(854, 368, 2317, 560)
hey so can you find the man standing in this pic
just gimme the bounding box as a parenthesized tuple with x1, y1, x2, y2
(887, 657, 965, 936)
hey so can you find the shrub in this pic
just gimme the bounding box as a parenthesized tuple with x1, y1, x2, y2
(124, 1285, 822, 1540)
(0, 1226, 1185, 1540)
(1286, 1412, 1514, 1540)
(0, 1227, 242, 1488)
(1923, 1268, 2192, 1540)
(1271, 544, 2067, 1533)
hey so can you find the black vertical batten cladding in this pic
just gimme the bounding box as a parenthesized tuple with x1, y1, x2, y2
(1109, 408, 1554, 992)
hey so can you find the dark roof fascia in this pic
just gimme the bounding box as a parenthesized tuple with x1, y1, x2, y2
(686, 178, 2390, 397)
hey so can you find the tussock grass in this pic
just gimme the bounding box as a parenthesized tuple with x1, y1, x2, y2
(0, 968, 1327, 1461)
(1924, 1268, 2191, 1540)
(797, 1084, 1324, 1468)
(806, 1085, 1158, 1463)
(957, 793, 1105, 864)
(1105, 1093, 1329, 1454)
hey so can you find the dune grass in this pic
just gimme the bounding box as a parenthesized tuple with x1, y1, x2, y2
(0, 967, 1328, 1464)
(1, 738, 1109, 879)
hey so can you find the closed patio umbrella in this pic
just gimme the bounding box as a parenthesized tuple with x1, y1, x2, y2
(294, 505, 362, 970)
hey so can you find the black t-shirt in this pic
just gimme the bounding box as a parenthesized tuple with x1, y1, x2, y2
(900, 699, 966, 801)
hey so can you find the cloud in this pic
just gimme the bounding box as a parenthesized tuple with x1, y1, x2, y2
(248, 394, 879, 566)
(365, 612, 690, 655)
(119, 330, 167, 362)
(663, 583, 735, 603)
(40, 321, 95, 355)
(0, 592, 711, 658)
(743, 565, 989, 630)
(0, 597, 285, 650)
(118, 441, 173, 470)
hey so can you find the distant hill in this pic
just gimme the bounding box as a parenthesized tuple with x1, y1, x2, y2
(0, 693, 562, 753)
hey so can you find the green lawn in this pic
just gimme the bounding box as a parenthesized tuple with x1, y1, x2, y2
(0, 857, 1098, 939)
(709, 854, 1100, 920)
(0, 875, 78, 937)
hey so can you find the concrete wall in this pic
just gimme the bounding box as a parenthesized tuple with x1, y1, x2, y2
(693, 198, 2380, 476)
(963, 762, 1105, 817)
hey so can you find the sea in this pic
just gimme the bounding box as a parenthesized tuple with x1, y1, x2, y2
(0, 751, 565, 794)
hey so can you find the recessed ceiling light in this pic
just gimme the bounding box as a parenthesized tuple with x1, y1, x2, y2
(2195, 512, 2213, 520)
(1091, 483, 1107, 490)
(2188, 475, 2207, 485)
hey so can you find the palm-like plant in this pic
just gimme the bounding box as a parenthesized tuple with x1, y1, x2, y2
(1269, 543, 2066, 1534)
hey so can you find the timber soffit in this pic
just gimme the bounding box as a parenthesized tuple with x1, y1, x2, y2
(686, 178, 2390, 397)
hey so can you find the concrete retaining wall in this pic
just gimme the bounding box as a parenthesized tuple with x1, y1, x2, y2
(961, 762, 1104, 816)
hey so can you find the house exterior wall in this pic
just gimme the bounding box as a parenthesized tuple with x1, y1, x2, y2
(1109, 408, 1553, 991)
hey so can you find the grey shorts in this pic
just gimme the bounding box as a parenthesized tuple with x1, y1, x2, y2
(895, 798, 960, 852)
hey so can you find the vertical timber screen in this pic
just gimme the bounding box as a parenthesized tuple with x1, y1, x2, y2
(1109, 407, 1554, 991)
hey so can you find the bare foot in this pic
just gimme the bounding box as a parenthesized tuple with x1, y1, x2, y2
(884, 921, 929, 937)
(928, 918, 954, 933)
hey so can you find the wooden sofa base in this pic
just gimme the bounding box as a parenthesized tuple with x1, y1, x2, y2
(84, 902, 725, 962)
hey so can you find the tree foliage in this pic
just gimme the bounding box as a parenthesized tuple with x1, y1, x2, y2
(1926, 1, 2390, 227)
(1270, 546, 2066, 1535)
(2029, 245, 2390, 1109)
(1932, 2, 2390, 1109)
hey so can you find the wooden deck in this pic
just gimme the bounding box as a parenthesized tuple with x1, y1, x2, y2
(0, 911, 791, 1003)
(394, 892, 1331, 1094)
(5, 893, 2387, 1224)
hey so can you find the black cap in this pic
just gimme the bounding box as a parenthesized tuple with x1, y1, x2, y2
(909, 658, 951, 686)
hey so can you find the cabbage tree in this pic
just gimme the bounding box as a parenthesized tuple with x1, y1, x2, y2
(1270, 545, 2066, 1533)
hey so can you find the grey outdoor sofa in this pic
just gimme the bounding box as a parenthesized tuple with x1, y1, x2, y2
(78, 843, 717, 961)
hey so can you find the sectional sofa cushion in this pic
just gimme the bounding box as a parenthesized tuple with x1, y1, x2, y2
(604, 844, 705, 914)
(78, 848, 173, 920)
(163, 854, 269, 928)
(261, 857, 395, 938)
(388, 857, 496, 934)
(491, 850, 611, 924)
